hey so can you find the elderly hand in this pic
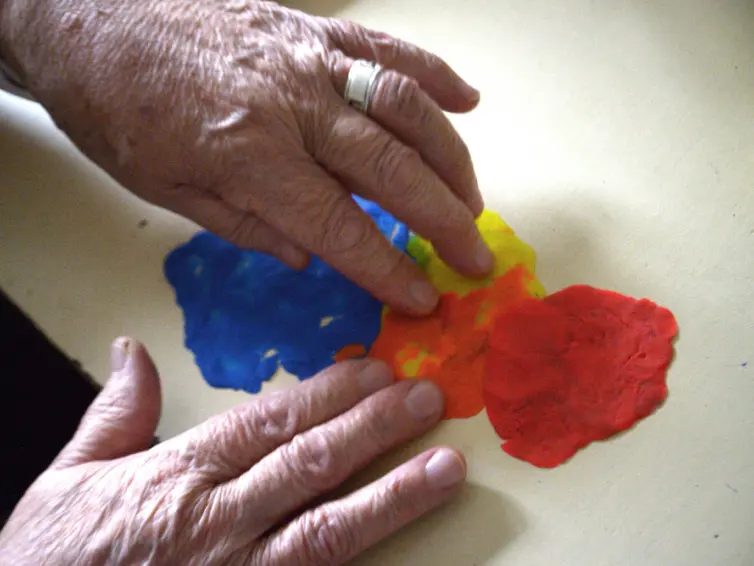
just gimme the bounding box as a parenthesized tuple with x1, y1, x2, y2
(0, 338, 466, 565)
(0, 0, 493, 314)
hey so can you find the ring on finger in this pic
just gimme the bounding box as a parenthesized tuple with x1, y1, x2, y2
(343, 59, 382, 114)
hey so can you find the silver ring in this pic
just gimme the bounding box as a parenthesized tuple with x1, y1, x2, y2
(343, 60, 382, 114)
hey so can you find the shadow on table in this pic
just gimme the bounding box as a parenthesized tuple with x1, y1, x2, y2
(352, 482, 526, 566)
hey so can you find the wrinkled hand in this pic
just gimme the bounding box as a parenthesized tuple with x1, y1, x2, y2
(1, 0, 493, 314)
(0, 339, 466, 566)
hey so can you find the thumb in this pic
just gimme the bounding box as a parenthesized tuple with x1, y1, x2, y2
(53, 337, 162, 469)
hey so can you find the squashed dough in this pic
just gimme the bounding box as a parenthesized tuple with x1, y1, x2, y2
(164, 197, 408, 393)
(484, 285, 678, 468)
(341, 211, 546, 419)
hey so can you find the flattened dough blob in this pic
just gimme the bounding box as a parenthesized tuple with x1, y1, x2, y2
(484, 285, 678, 468)
(164, 197, 408, 393)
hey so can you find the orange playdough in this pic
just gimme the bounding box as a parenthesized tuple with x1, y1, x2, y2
(367, 266, 536, 419)
(333, 344, 366, 362)
(335, 210, 545, 420)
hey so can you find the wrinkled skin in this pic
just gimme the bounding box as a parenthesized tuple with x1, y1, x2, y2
(0, 339, 466, 565)
(0, 0, 494, 314)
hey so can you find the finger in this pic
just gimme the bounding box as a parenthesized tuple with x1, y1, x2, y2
(314, 105, 494, 278)
(326, 19, 479, 113)
(250, 447, 467, 566)
(215, 380, 444, 540)
(165, 359, 394, 480)
(168, 189, 310, 270)
(235, 161, 440, 314)
(53, 338, 162, 469)
(330, 56, 483, 216)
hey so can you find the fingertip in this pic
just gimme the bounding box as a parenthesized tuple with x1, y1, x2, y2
(277, 245, 311, 270)
(356, 358, 395, 394)
(408, 278, 440, 314)
(433, 223, 494, 281)
(424, 447, 467, 491)
(109, 337, 162, 412)
(437, 80, 480, 113)
(110, 336, 132, 375)
(458, 81, 480, 105)
(473, 237, 495, 274)
(109, 338, 156, 381)
(437, 95, 479, 114)
(403, 379, 445, 423)
(363, 250, 439, 316)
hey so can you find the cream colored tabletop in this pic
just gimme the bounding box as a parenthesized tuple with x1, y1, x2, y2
(1, 0, 753, 564)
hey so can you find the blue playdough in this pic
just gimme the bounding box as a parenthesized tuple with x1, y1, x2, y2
(164, 197, 409, 393)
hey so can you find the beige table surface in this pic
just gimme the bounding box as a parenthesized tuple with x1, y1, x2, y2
(1, 0, 753, 564)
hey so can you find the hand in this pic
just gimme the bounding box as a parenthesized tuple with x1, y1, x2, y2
(0, 338, 466, 566)
(0, 0, 493, 314)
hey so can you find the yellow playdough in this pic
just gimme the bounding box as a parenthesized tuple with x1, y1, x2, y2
(407, 210, 546, 297)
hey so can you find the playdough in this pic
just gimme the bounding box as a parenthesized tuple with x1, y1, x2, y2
(164, 197, 408, 393)
(407, 210, 545, 297)
(165, 199, 680, 467)
(369, 265, 540, 419)
(484, 285, 678, 468)
(342, 211, 546, 419)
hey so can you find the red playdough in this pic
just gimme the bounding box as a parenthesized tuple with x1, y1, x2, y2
(484, 285, 678, 468)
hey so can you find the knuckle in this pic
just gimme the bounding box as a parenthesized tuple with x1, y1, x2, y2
(299, 507, 359, 563)
(357, 402, 399, 452)
(222, 215, 263, 247)
(369, 474, 417, 528)
(376, 37, 404, 67)
(247, 396, 305, 444)
(386, 74, 426, 124)
(197, 397, 304, 471)
(336, 20, 370, 45)
(317, 198, 372, 257)
(373, 138, 425, 200)
(423, 52, 446, 73)
(371, 248, 416, 291)
(282, 430, 345, 493)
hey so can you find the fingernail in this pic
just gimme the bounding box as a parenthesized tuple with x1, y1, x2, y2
(409, 279, 439, 311)
(110, 337, 132, 374)
(279, 245, 310, 270)
(425, 448, 467, 490)
(404, 381, 444, 420)
(459, 81, 480, 102)
(357, 360, 393, 394)
(474, 237, 495, 272)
